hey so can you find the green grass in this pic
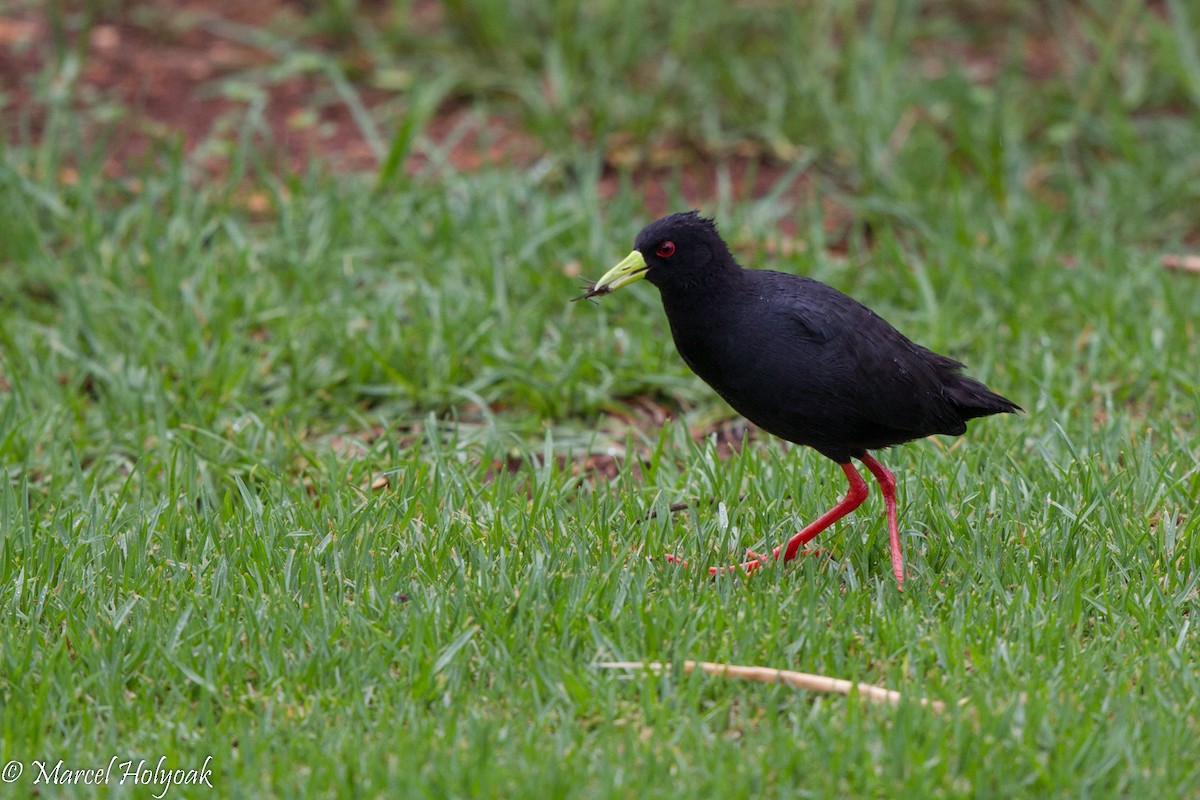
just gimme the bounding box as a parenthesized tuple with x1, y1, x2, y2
(2, 0, 1200, 797)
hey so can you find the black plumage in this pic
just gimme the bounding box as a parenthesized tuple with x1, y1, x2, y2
(583, 211, 1019, 587)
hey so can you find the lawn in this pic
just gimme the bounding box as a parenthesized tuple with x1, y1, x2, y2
(2, 0, 1199, 797)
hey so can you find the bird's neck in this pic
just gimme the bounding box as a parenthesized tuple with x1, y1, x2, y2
(657, 265, 744, 311)
(658, 268, 746, 383)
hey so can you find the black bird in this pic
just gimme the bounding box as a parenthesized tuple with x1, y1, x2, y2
(580, 211, 1019, 588)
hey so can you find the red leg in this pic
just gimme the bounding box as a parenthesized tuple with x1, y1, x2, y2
(703, 462, 869, 575)
(861, 453, 904, 589)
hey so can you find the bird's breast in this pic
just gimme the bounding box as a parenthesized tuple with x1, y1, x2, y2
(666, 309, 733, 376)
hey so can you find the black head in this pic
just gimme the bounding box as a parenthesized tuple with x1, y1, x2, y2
(632, 211, 734, 290)
(581, 211, 736, 300)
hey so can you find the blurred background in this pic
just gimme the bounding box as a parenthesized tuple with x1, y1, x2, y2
(4, 0, 1198, 431)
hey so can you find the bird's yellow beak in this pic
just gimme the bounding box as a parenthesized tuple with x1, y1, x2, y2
(592, 250, 649, 292)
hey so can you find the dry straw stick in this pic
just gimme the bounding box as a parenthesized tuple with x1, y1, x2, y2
(597, 660, 952, 713)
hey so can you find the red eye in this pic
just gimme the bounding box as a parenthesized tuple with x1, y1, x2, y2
(655, 241, 676, 258)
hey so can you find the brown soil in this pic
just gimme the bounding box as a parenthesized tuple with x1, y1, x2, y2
(0, 0, 823, 218)
(2, 1, 389, 175)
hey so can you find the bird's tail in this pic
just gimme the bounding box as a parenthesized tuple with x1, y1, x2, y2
(947, 375, 1022, 420)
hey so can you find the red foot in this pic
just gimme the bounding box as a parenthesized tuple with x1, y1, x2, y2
(709, 549, 771, 575)
(666, 547, 834, 576)
(663, 456, 908, 590)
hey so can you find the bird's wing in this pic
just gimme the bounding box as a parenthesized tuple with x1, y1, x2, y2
(772, 280, 965, 435)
